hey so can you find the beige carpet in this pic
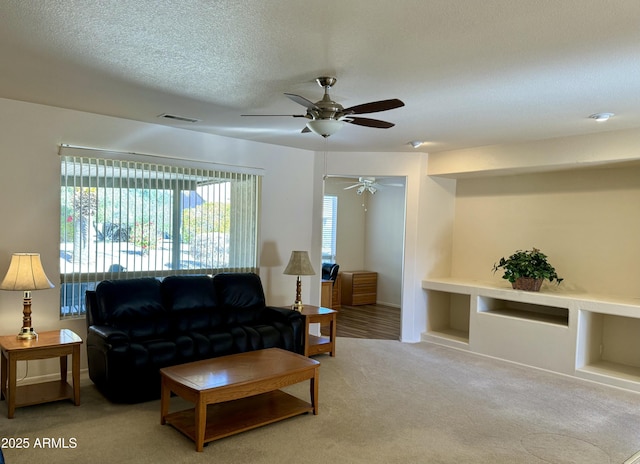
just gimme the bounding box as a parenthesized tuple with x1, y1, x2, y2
(2, 338, 640, 464)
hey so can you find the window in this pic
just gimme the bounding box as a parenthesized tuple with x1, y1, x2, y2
(60, 150, 261, 318)
(322, 195, 337, 262)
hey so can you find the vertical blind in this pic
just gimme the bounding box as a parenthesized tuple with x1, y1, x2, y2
(322, 195, 338, 262)
(59, 153, 261, 318)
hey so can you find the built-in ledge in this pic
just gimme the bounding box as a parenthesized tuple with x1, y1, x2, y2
(478, 296, 569, 326)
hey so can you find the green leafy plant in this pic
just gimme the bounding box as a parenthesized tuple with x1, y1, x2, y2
(492, 248, 563, 285)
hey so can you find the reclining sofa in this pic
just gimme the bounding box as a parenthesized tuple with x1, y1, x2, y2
(85, 272, 304, 403)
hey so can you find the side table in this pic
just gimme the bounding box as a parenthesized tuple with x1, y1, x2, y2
(301, 305, 337, 357)
(0, 329, 83, 418)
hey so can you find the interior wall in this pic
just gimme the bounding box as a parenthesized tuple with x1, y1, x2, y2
(324, 177, 366, 271)
(324, 176, 406, 307)
(0, 97, 318, 378)
(364, 179, 406, 307)
(325, 151, 444, 342)
(450, 166, 640, 298)
(428, 127, 640, 178)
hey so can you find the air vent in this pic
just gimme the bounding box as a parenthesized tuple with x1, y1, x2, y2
(157, 113, 200, 123)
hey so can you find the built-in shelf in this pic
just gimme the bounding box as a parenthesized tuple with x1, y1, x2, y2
(424, 289, 470, 349)
(576, 311, 640, 390)
(422, 277, 640, 393)
(478, 297, 569, 326)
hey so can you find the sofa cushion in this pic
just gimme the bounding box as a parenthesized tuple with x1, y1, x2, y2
(243, 325, 283, 350)
(213, 273, 266, 325)
(161, 275, 223, 332)
(95, 278, 169, 339)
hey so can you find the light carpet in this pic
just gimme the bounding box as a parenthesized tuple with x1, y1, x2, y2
(1, 338, 639, 464)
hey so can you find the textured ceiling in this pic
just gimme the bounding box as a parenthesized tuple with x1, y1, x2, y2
(1, 1, 640, 153)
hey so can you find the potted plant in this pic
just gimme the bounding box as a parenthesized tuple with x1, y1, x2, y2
(492, 247, 563, 291)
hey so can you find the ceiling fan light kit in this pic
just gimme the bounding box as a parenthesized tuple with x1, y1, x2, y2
(345, 177, 380, 195)
(243, 76, 404, 137)
(306, 119, 345, 137)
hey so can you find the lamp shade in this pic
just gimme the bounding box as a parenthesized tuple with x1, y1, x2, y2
(0, 253, 54, 291)
(283, 251, 316, 276)
(306, 119, 344, 138)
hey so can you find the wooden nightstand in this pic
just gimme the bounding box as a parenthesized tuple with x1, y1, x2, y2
(0, 329, 83, 418)
(301, 305, 337, 357)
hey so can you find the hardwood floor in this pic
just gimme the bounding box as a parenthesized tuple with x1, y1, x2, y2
(324, 303, 401, 340)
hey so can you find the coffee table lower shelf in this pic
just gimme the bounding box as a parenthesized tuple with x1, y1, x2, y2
(164, 390, 313, 446)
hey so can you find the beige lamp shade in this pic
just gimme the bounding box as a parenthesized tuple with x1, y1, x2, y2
(1, 253, 54, 340)
(0, 253, 54, 291)
(283, 251, 316, 276)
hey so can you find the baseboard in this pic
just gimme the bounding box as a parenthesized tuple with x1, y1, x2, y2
(375, 301, 401, 308)
(624, 450, 640, 464)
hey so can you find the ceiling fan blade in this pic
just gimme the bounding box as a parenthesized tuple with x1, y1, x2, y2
(345, 117, 395, 129)
(241, 114, 307, 117)
(343, 184, 361, 190)
(285, 93, 320, 111)
(343, 98, 404, 115)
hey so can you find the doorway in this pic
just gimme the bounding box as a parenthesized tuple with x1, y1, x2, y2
(322, 176, 406, 340)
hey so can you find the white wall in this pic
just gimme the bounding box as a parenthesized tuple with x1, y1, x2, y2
(9, 96, 635, 378)
(451, 166, 640, 297)
(0, 98, 318, 378)
(325, 151, 445, 341)
(430, 127, 640, 300)
(0, 98, 440, 385)
(363, 179, 405, 307)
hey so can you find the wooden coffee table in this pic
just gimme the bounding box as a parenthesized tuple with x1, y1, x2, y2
(160, 348, 320, 451)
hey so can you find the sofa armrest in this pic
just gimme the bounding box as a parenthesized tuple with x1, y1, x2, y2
(263, 306, 304, 323)
(263, 306, 305, 355)
(87, 325, 129, 348)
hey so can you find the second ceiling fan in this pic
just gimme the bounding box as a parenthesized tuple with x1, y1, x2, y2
(243, 77, 405, 137)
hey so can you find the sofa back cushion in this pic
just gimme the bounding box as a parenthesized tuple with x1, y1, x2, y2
(95, 278, 169, 339)
(161, 275, 222, 332)
(212, 273, 266, 325)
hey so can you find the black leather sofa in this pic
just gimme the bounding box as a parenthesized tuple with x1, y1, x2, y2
(85, 272, 304, 403)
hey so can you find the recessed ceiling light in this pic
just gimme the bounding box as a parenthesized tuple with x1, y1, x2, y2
(409, 140, 424, 148)
(589, 113, 614, 122)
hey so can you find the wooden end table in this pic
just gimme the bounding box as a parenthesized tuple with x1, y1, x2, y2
(0, 329, 83, 418)
(160, 348, 319, 452)
(301, 305, 337, 357)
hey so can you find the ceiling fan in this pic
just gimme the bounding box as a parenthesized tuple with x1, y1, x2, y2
(242, 77, 404, 137)
(343, 177, 402, 195)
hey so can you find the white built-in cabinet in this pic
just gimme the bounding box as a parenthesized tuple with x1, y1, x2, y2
(422, 278, 640, 392)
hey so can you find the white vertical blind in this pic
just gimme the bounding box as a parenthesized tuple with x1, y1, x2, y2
(59, 154, 261, 317)
(322, 195, 338, 262)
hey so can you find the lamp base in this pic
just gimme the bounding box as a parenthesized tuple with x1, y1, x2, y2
(291, 301, 304, 312)
(17, 327, 37, 340)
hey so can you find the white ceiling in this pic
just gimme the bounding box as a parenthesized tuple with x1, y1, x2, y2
(2, 1, 640, 153)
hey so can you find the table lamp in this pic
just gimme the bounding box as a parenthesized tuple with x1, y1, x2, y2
(0, 253, 54, 340)
(283, 251, 315, 311)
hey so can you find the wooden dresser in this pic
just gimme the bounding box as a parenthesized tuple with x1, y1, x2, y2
(341, 271, 377, 305)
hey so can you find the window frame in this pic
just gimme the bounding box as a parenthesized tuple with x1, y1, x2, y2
(59, 146, 262, 318)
